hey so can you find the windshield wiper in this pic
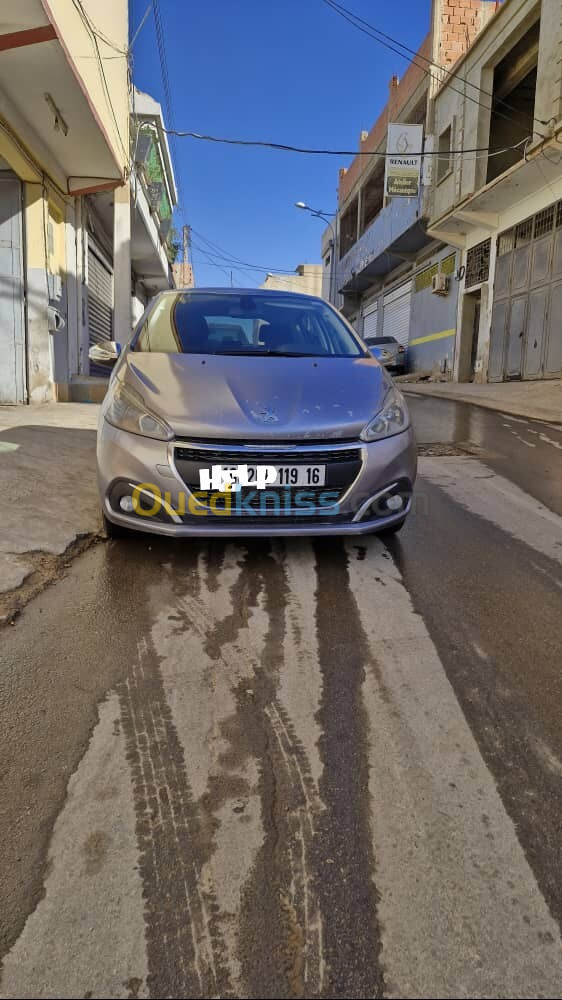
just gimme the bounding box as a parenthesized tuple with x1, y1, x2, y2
(211, 349, 323, 357)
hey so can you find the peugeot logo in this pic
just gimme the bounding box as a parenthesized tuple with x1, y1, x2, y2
(253, 406, 279, 423)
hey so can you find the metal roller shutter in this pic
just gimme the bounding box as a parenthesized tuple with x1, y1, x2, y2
(490, 202, 562, 381)
(382, 280, 412, 348)
(362, 302, 378, 340)
(88, 239, 114, 376)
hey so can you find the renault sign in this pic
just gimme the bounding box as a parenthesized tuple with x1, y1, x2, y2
(385, 124, 424, 198)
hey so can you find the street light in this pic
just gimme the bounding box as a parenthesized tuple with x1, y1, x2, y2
(294, 202, 337, 303)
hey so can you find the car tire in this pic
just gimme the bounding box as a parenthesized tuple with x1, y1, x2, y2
(378, 516, 407, 536)
(103, 512, 131, 539)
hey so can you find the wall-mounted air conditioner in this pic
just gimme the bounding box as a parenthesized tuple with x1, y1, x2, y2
(431, 273, 450, 296)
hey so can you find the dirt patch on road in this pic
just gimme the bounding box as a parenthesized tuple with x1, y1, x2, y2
(417, 442, 485, 457)
(0, 533, 102, 627)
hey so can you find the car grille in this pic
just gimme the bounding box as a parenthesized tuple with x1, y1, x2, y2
(174, 445, 361, 464)
(173, 443, 362, 519)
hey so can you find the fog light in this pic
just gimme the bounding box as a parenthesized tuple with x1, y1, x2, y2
(120, 495, 135, 513)
(386, 494, 404, 512)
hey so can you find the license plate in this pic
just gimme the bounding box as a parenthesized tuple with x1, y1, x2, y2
(218, 464, 326, 487)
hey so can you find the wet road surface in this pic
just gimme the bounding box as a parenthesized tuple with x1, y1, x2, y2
(0, 400, 561, 999)
(408, 394, 562, 513)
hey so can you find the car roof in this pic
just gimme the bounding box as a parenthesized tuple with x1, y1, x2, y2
(161, 287, 327, 304)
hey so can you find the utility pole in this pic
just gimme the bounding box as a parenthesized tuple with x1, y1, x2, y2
(182, 224, 192, 286)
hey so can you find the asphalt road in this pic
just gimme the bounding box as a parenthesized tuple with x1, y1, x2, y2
(0, 400, 561, 999)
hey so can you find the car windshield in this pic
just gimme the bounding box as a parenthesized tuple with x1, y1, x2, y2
(366, 337, 397, 345)
(134, 292, 365, 358)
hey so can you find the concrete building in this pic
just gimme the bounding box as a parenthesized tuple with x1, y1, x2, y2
(73, 88, 178, 395)
(428, 0, 562, 383)
(327, 0, 499, 374)
(261, 264, 323, 296)
(0, 2, 177, 405)
(129, 89, 178, 320)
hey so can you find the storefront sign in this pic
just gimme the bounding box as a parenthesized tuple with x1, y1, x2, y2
(385, 124, 424, 198)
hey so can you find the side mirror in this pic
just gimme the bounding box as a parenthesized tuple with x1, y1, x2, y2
(89, 341, 122, 367)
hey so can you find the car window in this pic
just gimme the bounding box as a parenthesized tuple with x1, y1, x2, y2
(134, 292, 365, 358)
(365, 337, 397, 346)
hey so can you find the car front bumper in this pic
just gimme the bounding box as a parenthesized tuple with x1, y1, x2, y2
(97, 421, 417, 537)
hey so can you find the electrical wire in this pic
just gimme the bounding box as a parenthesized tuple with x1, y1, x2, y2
(322, 0, 551, 129)
(191, 231, 357, 289)
(191, 228, 298, 274)
(71, 0, 130, 167)
(191, 241, 237, 284)
(152, 0, 194, 281)
(160, 127, 531, 159)
(320, 0, 546, 139)
(190, 235, 283, 286)
(190, 236, 352, 291)
(130, 1, 153, 49)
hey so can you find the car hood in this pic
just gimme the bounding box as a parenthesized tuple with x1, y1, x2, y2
(120, 351, 388, 440)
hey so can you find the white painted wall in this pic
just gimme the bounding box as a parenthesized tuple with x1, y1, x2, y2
(261, 265, 324, 298)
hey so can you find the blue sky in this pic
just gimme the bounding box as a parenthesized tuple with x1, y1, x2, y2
(130, 0, 429, 287)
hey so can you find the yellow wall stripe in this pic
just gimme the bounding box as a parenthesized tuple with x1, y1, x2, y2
(409, 328, 456, 347)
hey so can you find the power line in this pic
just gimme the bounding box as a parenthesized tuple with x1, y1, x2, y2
(191, 238, 267, 288)
(321, 0, 551, 129)
(191, 230, 355, 289)
(320, 0, 547, 139)
(191, 228, 298, 274)
(191, 240, 236, 284)
(152, 0, 194, 280)
(72, 0, 130, 167)
(130, 1, 153, 49)
(190, 236, 348, 291)
(161, 127, 531, 159)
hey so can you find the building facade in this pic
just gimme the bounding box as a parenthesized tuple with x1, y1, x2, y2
(0, 1, 177, 405)
(327, 0, 500, 375)
(428, 0, 562, 383)
(261, 264, 323, 297)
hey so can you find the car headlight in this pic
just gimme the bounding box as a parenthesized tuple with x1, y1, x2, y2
(104, 382, 173, 441)
(360, 384, 410, 442)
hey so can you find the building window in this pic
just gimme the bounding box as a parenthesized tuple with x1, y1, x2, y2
(498, 229, 515, 256)
(339, 196, 359, 259)
(360, 160, 385, 234)
(437, 125, 452, 183)
(486, 20, 540, 184)
(534, 206, 555, 239)
(515, 218, 534, 246)
(499, 202, 562, 255)
(465, 239, 491, 288)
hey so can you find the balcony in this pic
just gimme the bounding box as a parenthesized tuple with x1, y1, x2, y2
(0, 1, 127, 192)
(337, 194, 432, 296)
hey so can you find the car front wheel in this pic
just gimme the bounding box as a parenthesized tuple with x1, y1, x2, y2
(103, 512, 131, 539)
(378, 516, 407, 536)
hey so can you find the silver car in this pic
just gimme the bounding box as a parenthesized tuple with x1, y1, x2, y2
(364, 336, 406, 374)
(91, 289, 417, 538)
